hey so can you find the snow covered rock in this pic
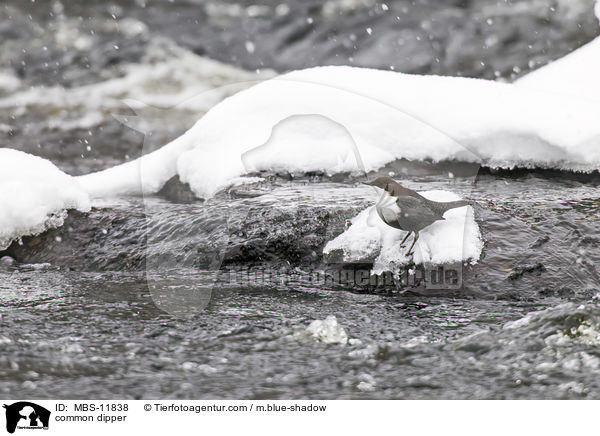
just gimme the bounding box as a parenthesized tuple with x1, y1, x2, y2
(0, 149, 91, 250)
(323, 190, 483, 272)
(76, 64, 600, 200)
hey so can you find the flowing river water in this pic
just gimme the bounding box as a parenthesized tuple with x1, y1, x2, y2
(1, 0, 600, 399)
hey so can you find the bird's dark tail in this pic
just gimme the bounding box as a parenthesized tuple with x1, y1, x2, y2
(432, 199, 471, 214)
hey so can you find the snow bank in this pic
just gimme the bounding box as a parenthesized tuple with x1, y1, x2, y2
(323, 190, 483, 270)
(74, 0, 600, 200)
(0, 149, 91, 250)
(516, 0, 600, 101)
(516, 38, 600, 102)
(77, 63, 600, 199)
(75, 128, 197, 198)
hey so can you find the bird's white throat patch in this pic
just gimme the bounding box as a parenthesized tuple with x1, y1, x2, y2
(376, 192, 401, 225)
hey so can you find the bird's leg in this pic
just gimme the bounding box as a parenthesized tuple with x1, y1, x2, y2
(406, 232, 419, 256)
(399, 231, 411, 247)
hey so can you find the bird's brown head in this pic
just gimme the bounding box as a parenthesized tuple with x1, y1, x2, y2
(366, 176, 400, 194)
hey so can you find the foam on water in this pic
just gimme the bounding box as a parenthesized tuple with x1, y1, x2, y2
(290, 316, 349, 345)
(0, 39, 271, 132)
(0, 71, 21, 96)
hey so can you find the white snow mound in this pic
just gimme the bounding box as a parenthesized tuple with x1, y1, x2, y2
(0, 149, 91, 250)
(76, 65, 600, 200)
(323, 190, 483, 272)
(516, 0, 600, 101)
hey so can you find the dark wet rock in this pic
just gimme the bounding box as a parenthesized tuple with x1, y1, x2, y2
(508, 262, 547, 280)
(580, 236, 600, 246)
(322, 247, 346, 264)
(156, 176, 199, 204)
(539, 287, 575, 298)
(530, 235, 550, 249)
(1, 208, 147, 271)
(0, 190, 365, 273)
(220, 205, 357, 265)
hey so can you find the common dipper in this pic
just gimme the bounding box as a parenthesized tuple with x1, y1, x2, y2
(366, 176, 469, 256)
